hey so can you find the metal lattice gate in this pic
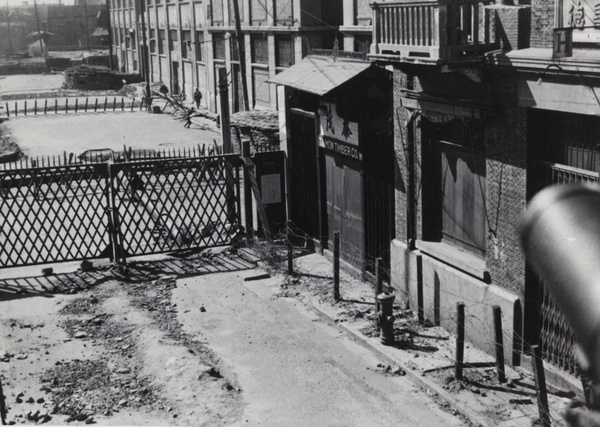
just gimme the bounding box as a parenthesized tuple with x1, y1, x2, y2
(0, 155, 243, 269)
(537, 162, 599, 375)
(0, 164, 112, 267)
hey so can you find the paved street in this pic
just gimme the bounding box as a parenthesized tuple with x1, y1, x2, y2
(174, 271, 465, 426)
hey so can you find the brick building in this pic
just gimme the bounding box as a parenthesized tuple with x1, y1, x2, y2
(374, 0, 600, 379)
(110, 0, 342, 113)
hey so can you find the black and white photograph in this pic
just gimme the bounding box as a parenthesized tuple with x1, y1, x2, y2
(0, 0, 599, 425)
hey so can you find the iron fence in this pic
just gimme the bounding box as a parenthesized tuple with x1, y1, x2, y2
(0, 154, 243, 268)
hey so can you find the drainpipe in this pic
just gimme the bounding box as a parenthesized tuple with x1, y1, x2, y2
(406, 110, 418, 250)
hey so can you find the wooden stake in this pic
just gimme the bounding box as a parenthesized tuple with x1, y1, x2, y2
(333, 232, 340, 302)
(531, 345, 551, 427)
(455, 303, 465, 380)
(493, 305, 507, 383)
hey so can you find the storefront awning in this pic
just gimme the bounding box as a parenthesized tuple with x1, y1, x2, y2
(269, 55, 372, 96)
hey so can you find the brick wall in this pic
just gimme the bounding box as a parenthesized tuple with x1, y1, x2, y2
(488, 5, 531, 50)
(484, 68, 527, 294)
(530, 0, 555, 48)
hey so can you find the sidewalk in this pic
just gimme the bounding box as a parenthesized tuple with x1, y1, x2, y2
(242, 248, 575, 427)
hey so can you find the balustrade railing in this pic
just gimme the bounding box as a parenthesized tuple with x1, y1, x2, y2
(371, 0, 497, 60)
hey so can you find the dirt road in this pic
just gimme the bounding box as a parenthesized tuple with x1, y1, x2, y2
(0, 251, 465, 426)
(2, 111, 220, 159)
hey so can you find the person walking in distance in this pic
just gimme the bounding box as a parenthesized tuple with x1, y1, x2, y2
(194, 88, 202, 108)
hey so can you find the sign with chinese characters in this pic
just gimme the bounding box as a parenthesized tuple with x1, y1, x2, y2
(319, 103, 359, 147)
(562, 0, 600, 43)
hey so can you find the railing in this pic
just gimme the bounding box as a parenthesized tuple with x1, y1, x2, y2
(371, 0, 497, 60)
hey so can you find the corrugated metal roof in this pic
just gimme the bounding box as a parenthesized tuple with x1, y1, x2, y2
(268, 55, 372, 96)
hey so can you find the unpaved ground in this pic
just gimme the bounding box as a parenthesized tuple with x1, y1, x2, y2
(1, 112, 220, 159)
(0, 253, 245, 425)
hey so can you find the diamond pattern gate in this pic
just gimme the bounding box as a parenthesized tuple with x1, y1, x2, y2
(109, 155, 242, 258)
(0, 164, 112, 267)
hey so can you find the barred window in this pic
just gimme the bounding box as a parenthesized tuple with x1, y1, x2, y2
(251, 33, 268, 64)
(275, 35, 293, 68)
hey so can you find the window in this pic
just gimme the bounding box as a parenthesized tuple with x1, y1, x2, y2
(169, 29, 178, 52)
(213, 32, 225, 60)
(149, 28, 156, 53)
(195, 31, 204, 61)
(251, 33, 268, 64)
(158, 29, 166, 54)
(231, 36, 239, 62)
(275, 35, 293, 68)
(181, 30, 191, 59)
(422, 118, 486, 257)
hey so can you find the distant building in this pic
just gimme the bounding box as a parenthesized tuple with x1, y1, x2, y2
(110, 0, 342, 113)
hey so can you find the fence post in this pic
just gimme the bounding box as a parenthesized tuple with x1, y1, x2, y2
(94, 98, 98, 112)
(85, 97, 89, 112)
(0, 375, 7, 425)
(75, 98, 78, 113)
(44, 99, 47, 114)
(104, 97, 108, 112)
(241, 138, 253, 231)
(375, 257, 384, 331)
(113, 97, 117, 111)
(334, 231, 340, 302)
(24, 100, 27, 115)
(493, 305, 507, 383)
(131, 98, 135, 112)
(34, 100, 37, 115)
(55, 99, 58, 114)
(121, 97, 124, 111)
(455, 303, 465, 380)
(14, 101, 17, 116)
(5, 102, 9, 118)
(531, 345, 551, 427)
(65, 98, 69, 113)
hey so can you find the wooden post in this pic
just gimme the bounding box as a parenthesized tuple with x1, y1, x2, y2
(75, 98, 78, 113)
(334, 231, 340, 302)
(44, 99, 47, 114)
(65, 98, 69, 113)
(14, 101, 17, 116)
(241, 138, 253, 230)
(5, 102, 9, 118)
(531, 345, 551, 427)
(218, 68, 232, 153)
(375, 257, 384, 331)
(24, 100, 27, 115)
(287, 221, 293, 276)
(0, 375, 6, 425)
(34, 100, 37, 115)
(104, 97, 108, 112)
(94, 98, 98, 112)
(113, 97, 117, 111)
(54, 99, 58, 114)
(493, 305, 507, 383)
(455, 303, 465, 380)
(85, 97, 89, 112)
(131, 98, 135, 112)
(121, 97, 124, 111)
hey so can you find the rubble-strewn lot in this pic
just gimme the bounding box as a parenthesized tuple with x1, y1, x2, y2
(0, 252, 245, 425)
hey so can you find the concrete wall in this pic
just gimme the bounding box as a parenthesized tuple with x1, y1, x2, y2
(391, 240, 521, 366)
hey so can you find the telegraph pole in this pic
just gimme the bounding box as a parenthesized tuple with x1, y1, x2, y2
(106, 0, 114, 70)
(6, 0, 12, 55)
(231, 0, 249, 111)
(138, 0, 151, 110)
(82, 0, 91, 50)
(33, 0, 45, 57)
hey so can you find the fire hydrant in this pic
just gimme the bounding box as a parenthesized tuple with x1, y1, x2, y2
(377, 292, 396, 345)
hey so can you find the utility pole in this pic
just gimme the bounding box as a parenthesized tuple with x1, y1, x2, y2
(106, 0, 114, 70)
(5, 0, 12, 55)
(82, 0, 91, 51)
(231, 0, 249, 111)
(33, 0, 45, 58)
(138, 0, 151, 110)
